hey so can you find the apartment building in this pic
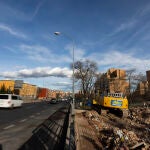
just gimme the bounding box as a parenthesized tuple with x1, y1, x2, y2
(95, 68, 129, 95)
(0, 80, 70, 100)
(134, 81, 148, 95)
(0, 80, 15, 92)
(0, 80, 37, 98)
(19, 83, 38, 99)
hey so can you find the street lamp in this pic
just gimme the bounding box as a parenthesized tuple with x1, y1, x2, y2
(54, 32, 75, 115)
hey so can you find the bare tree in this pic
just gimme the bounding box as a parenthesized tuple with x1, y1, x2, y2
(127, 71, 147, 93)
(126, 68, 136, 94)
(135, 72, 146, 81)
(134, 72, 147, 95)
(126, 69, 148, 104)
(73, 59, 98, 101)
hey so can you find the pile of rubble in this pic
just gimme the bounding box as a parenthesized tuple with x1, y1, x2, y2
(82, 108, 150, 150)
(129, 107, 150, 125)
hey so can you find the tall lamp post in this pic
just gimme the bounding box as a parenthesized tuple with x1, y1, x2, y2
(54, 32, 75, 115)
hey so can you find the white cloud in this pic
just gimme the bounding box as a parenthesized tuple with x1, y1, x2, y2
(88, 50, 150, 73)
(137, 2, 150, 17)
(30, 0, 45, 20)
(37, 77, 72, 91)
(65, 44, 86, 61)
(52, 81, 72, 87)
(0, 67, 72, 78)
(3, 46, 18, 53)
(111, 3, 150, 37)
(19, 44, 72, 64)
(0, 23, 27, 38)
(19, 44, 51, 62)
(2, 43, 149, 79)
(63, 44, 150, 74)
(111, 21, 137, 36)
(52, 82, 72, 91)
(14, 65, 27, 70)
(0, 1, 45, 22)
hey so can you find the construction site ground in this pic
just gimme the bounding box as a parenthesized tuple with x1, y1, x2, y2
(74, 106, 150, 150)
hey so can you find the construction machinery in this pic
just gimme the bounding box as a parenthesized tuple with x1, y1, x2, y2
(92, 92, 129, 117)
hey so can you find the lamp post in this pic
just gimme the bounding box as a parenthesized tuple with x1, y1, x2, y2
(54, 32, 75, 115)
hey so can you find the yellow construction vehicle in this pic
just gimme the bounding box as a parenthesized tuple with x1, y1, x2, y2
(93, 93, 129, 117)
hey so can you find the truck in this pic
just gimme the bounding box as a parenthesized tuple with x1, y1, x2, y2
(93, 92, 129, 117)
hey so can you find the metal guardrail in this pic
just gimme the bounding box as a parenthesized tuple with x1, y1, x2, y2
(19, 103, 71, 150)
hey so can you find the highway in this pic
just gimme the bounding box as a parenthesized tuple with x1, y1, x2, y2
(0, 101, 68, 150)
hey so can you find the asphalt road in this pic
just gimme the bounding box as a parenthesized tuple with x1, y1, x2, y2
(0, 101, 56, 126)
(0, 101, 68, 150)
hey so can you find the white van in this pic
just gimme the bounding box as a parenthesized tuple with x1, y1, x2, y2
(0, 94, 23, 108)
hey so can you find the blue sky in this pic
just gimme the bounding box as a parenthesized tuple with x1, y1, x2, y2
(0, 0, 150, 91)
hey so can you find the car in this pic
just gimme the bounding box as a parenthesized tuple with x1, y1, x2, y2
(0, 94, 23, 108)
(50, 99, 57, 104)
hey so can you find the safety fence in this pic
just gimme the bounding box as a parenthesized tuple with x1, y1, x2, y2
(19, 103, 71, 150)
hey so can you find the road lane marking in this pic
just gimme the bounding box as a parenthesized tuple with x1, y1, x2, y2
(3, 124, 15, 130)
(30, 115, 35, 118)
(36, 113, 41, 115)
(19, 119, 27, 122)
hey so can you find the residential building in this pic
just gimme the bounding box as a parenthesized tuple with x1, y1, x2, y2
(0, 80, 70, 100)
(134, 81, 148, 95)
(19, 83, 38, 99)
(0, 80, 15, 92)
(95, 68, 129, 95)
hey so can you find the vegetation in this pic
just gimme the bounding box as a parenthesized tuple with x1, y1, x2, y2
(0, 84, 13, 94)
(72, 59, 98, 105)
(70, 58, 149, 107)
(126, 69, 148, 104)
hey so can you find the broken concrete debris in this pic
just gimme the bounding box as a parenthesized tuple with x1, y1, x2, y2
(75, 107, 150, 150)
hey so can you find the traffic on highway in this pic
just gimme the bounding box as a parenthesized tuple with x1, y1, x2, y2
(0, 100, 69, 150)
